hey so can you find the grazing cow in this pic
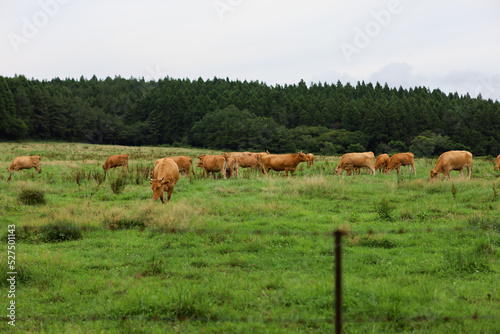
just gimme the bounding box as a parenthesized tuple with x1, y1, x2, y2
(196, 154, 228, 179)
(7, 155, 42, 174)
(374, 154, 390, 173)
(385, 152, 416, 175)
(495, 154, 500, 171)
(306, 153, 315, 167)
(149, 158, 180, 203)
(102, 154, 129, 171)
(430, 150, 473, 180)
(153, 156, 195, 177)
(335, 152, 375, 175)
(259, 152, 308, 177)
(225, 153, 264, 177)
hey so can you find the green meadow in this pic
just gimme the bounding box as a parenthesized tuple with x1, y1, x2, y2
(0, 142, 498, 333)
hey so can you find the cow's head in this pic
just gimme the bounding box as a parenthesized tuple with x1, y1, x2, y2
(430, 170, 439, 180)
(102, 163, 109, 171)
(298, 152, 308, 162)
(335, 166, 343, 175)
(150, 177, 170, 202)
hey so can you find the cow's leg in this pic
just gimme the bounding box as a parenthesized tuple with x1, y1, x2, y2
(160, 193, 165, 204)
(166, 186, 174, 202)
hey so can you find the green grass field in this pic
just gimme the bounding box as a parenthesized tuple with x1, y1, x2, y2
(0, 142, 499, 333)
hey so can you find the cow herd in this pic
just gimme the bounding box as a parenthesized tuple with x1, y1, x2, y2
(5, 150, 500, 204)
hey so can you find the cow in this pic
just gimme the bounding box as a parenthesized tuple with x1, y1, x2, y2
(374, 154, 390, 173)
(196, 154, 228, 179)
(430, 150, 473, 180)
(259, 152, 308, 177)
(225, 152, 264, 177)
(102, 154, 129, 172)
(385, 152, 416, 175)
(149, 158, 180, 203)
(335, 152, 375, 175)
(152, 156, 195, 177)
(495, 154, 500, 171)
(7, 155, 42, 174)
(306, 153, 314, 167)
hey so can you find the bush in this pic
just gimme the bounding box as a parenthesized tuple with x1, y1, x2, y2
(18, 188, 45, 205)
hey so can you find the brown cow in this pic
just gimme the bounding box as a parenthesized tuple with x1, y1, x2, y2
(259, 152, 308, 177)
(7, 155, 42, 174)
(149, 158, 180, 203)
(103, 154, 129, 171)
(430, 150, 473, 180)
(385, 152, 416, 175)
(374, 154, 389, 173)
(306, 153, 314, 167)
(495, 154, 500, 171)
(225, 153, 264, 177)
(196, 154, 228, 179)
(335, 152, 375, 175)
(153, 156, 195, 177)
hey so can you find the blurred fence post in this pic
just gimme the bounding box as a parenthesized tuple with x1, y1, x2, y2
(335, 230, 344, 334)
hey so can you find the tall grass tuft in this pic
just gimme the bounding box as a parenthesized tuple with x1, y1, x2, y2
(18, 188, 46, 205)
(109, 172, 127, 195)
(376, 197, 393, 221)
(40, 221, 83, 243)
(92, 170, 106, 187)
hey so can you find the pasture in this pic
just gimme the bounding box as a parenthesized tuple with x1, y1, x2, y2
(0, 142, 499, 333)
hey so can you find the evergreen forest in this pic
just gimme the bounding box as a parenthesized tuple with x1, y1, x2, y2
(1, 75, 499, 157)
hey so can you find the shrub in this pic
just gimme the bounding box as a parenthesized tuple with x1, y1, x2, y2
(18, 188, 46, 205)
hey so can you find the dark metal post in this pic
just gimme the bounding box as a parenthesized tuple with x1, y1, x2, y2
(334, 230, 343, 334)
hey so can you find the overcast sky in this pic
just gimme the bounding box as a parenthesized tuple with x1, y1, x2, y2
(1, 0, 499, 101)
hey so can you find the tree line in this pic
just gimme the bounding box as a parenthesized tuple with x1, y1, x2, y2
(1, 75, 499, 157)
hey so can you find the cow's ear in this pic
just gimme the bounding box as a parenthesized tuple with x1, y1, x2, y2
(161, 180, 170, 185)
